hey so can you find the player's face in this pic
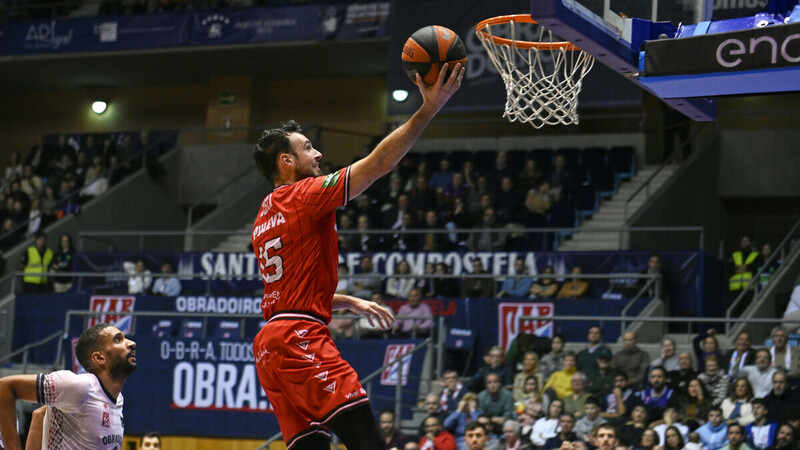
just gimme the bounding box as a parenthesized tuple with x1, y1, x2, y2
(287, 132, 322, 180)
(140, 437, 160, 449)
(465, 427, 489, 450)
(102, 326, 137, 376)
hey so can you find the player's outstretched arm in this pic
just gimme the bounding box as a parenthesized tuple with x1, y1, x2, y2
(348, 62, 465, 200)
(332, 294, 396, 330)
(0, 375, 39, 450)
(24, 406, 45, 450)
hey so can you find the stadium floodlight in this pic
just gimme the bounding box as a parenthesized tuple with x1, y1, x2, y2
(91, 101, 108, 114)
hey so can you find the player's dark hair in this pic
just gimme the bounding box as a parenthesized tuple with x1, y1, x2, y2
(140, 431, 162, 446)
(254, 120, 302, 182)
(75, 323, 112, 372)
(465, 421, 487, 434)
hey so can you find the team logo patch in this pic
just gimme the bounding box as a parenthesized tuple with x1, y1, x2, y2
(102, 412, 110, 428)
(321, 171, 340, 188)
(88, 295, 135, 334)
(323, 381, 337, 393)
(498, 302, 554, 353)
(315, 370, 328, 381)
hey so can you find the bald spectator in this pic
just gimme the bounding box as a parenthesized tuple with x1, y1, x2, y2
(418, 393, 447, 440)
(419, 415, 456, 450)
(612, 332, 650, 389)
(765, 370, 799, 423)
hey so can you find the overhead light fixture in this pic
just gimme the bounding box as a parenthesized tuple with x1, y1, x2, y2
(91, 101, 108, 114)
(392, 89, 409, 102)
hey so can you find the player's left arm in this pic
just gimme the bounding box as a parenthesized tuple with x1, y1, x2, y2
(24, 406, 45, 450)
(332, 293, 395, 330)
(0, 374, 39, 450)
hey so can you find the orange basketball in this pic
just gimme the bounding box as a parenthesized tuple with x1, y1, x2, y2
(401, 25, 467, 85)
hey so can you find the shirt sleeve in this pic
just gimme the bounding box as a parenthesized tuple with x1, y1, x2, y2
(292, 167, 350, 219)
(37, 371, 90, 414)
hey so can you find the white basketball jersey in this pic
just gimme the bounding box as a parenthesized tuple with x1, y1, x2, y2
(37, 370, 125, 450)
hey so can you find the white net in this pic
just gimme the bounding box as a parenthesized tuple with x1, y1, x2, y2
(476, 18, 595, 129)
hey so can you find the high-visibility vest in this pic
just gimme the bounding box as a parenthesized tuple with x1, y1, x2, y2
(729, 250, 759, 291)
(23, 246, 53, 284)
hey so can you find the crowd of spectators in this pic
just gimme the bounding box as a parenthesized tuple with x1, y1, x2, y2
(376, 326, 800, 450)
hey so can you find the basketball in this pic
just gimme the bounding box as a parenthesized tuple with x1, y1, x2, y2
(401, 25, 467, 85)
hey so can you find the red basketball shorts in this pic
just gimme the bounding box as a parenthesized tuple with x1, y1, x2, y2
(253, 312, 370, 448)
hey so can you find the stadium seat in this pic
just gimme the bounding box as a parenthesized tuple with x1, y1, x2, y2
(180, 319, 206, 338)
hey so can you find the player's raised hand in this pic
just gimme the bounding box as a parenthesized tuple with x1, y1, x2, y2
(416, 62, 465, 116)
(351, 297, 396, 330)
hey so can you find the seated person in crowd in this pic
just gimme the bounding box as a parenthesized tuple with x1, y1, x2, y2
(556, 266, 589, 298)
(544, 352, 578, 400)
(618, 404, 649, 447)
(767, 326, 798, 373)
(529, 399, 564, 447)
(392, 288, 433, 338)
(348, 255, 382, 298)
(574, 396, 607, 441)
(576, 326, 612, 376)
(477, 373, 515, 436)
(765, 370, 798, 424)
(543, 414, 577, 450)
(380, 409, 411, 450)
(612, 331, 651, 390)
(439, 369, 467, 415)
(722, 378, 756, 426)
(418, 393, 448, 440)
(650, 338, 680, 374)
(562, 372, 591, 418)
(726, 331, 757, 377)
(678, 378, 714, 429)
(540, 334, 567, 381)
(697, 407, 729, 450)
(699, 355, 731, 406)
(151, 261, 181, 296)
(667, 351, 698, 392)
(586, 352, 615, 399)
(722, 423, 754, 450)
(601, 371, 641, 421)
(385, 259, 416, 299)
(496, 420, 534, 450)
(734, 348, 777, 399)
(746, 398, 778, 450)
(418, 416, 456, 450)
(460, 259, 495, 298)
(468, 346, 514, 393)
(529, 265, 559, 299)
(443, 392, 482, 449)
(765, 423, 796, 450)
(512, 352, 543, 402)
(123, 259, 152, 294)
(640, 366, 676, 422)
(651, 406, 690, 445)
(496, 258, 534, 299)
(694, 329, 723, 372)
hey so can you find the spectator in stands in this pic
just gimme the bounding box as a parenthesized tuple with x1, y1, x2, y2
(151, 261, 182, 297)
(576, 326, 612, 376)
(651, 406, 690, 445)
(757, 244, 781, 290)
(529, 265, 560, 299)
(513, 352, 543, 401)
(20, 165, 43, 200)
(515, 375, 545, 423)
(545, 353, 578, 400)
(466, 421, 494, 450)
(49, 233, 74, 294)
(418, 393, 448, 440)
(574, 396, 606, 441)
(0, 218, 19, 252)
(429, 157, 455, 192)
(432, 262, 458, 298)
(530, 399, 564, 447)
(26, 198, 43, 238)
(409, 175, 437, 220)
(460, 259, 495, 298)
(123, 259, 152, 295)
(679, 378, 714, 428)
(635, 428, 659, 450)
(726, 331, 757, 377)
(3, 150, 23, 182)
(699, 355, 731, 406)
(440, 171, 468, 209)
(668, 351, 697, 391)
(586, 353, 615, 399)
(495, 176, 523, 224)
(639, 253, 666, 299)
(734, 349, 776, 399)
(392, 288, 433, 338)
(543, 414, 577, 450)
(593, 423, 619, 450)
(612, 332, 651, 388)
(601, 371, 640, 420)
(336, 263, 352, 294)
(767, 326, 796, 372)
(486, 151, 513, 191)
(548, 155, 573, 203)
(443, 392, 482, 449)
(723, 423, 755, 450)
(662, 426, 687, 450)
(440, 369, 466, 414)
(469, 346, 513, 393)
(329, 310, 355, 339)
(496, 420, 534, 450)
(557, 266, 590, 298)
(442, 196, 472, 246)
(389, 211, 419, 252)
(698, 407, 729, 450)
(722, 378, 756, 426)
(522, 180, 552, 227)
(540, 334, 567, 381)
(383, 192, 412, 229)
(765, 423, 796, 450)
(418, 415, 456, 450)
(517, 158, 544, 192)
(380, 409, 410, 450)
(478, 372, 515, 435)
(466, 175, 493, 220)
(640, 366, 675, 422)
(618, 404, 649, 447)
(415, 262, 436, 297)
(650, 338, 680, 374)
(336, 213, 356, 251)
(497, 258, 534, 299)
(466, 207, 506, 252)
(563, 372, 591, 418)
(746, 399, 778, 450)
(349, 255, 382, 298)
(25, 135, 49, 177)
(420, 209, 452, 252)
(728, 235, 761, 306)
(358, 293, 392, 339)
(19, 231, 52, 293)
(765, 370, 797, 424)
(353, 214, 382, 252)
(386, 259, 416, 299)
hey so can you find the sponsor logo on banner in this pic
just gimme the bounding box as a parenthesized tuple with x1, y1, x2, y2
(25, 21, 73, 49)
(498, 302, 554, 353)
(380, 343, 414, 386)
(96, 22, 118, 42)
(88, 295, 135, 334)
(200, 14, 231, 39)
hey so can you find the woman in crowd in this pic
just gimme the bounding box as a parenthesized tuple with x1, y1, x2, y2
(678, 378, 713, 429)
(443, 392, 482, 449)
(634, 429, 660, 450)
(513, 352, 543, 401)
(50, 233, 74, 293)
(529, 398, 563, 447)
(721, 377, 755, 426)
(515, 375, 545, 425)
(659, 426, 686, 450)
(385, 259, 416, 299)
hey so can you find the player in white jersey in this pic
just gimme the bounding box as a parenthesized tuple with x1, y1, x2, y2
(0, 323, 136, 450)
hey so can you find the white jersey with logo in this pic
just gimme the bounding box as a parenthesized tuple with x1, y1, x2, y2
(36, 370, 125, 450)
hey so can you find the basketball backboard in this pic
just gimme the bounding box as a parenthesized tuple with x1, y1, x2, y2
(530, 0, 800, 121)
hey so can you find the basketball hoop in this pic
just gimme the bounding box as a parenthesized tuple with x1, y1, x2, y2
(476, 14, 595, 129)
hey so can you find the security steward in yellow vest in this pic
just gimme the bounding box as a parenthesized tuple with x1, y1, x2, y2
(729, 235, 760, 292)
(19, 231, 53, 293)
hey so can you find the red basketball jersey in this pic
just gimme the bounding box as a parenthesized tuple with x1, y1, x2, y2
(251, 167, 350, 323)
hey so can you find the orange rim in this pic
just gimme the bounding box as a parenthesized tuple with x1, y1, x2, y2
(476, 14, 582, 51)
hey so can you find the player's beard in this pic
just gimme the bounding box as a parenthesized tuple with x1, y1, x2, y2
(110, 351, 137, 378)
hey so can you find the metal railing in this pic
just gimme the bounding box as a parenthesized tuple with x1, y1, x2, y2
(0, 330, 63, 373)
(186, 165, 261, 229)
(725, 216, 800, 335)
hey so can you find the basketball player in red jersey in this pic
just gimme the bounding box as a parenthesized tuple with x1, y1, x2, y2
(251, 62, 465, 449)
